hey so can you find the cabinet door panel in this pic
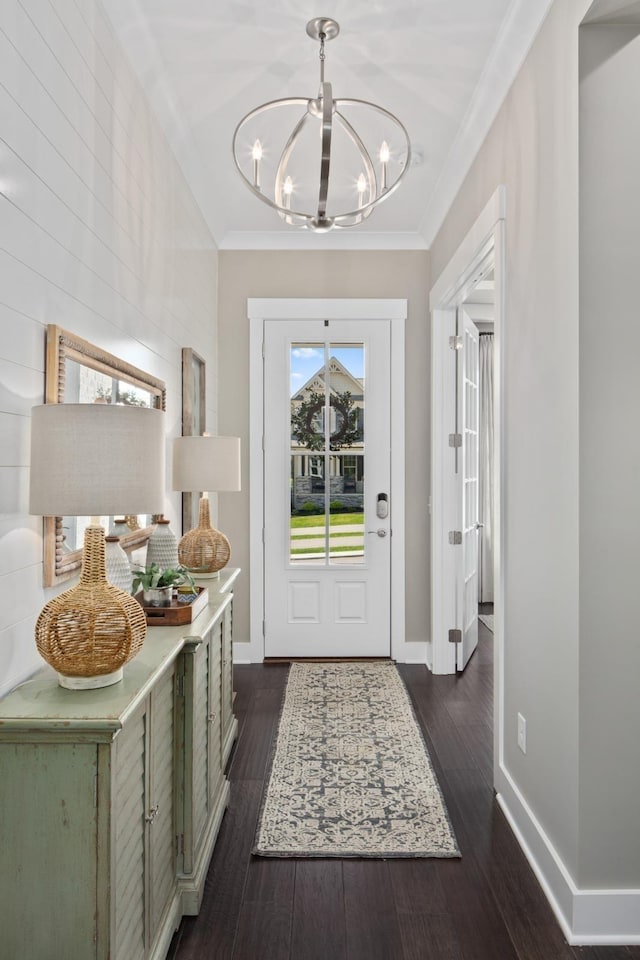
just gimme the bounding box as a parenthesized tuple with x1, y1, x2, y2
(0, 742, 98, 959)
(114, 707, 146, 960)
(149, 667, 177, 940)
(208, 627, 223, 799)
(192, 637, 210, 850)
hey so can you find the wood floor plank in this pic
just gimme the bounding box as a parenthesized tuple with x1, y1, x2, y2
(343, 860, 404, 960)
(232, 900, 292, 960)
(396, 913, 466, 960)
(229, 687, 282, 782)
(242, 856, 295, 905)
(389, 858, 465, 960)
(174, 780, 262, 960)
(291, 861, 347, 960)
(437, 856, 521, 960)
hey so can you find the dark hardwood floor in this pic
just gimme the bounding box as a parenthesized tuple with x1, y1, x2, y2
(169, 620, 640, 960)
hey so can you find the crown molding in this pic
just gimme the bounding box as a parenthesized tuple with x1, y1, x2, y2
(219, 230, 428, 251)
(419, 0, 556, 248)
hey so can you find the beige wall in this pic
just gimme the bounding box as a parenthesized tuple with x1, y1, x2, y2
(0, 0, 218, 696)
(217, 251, 430, 652)
(578, 21, 640, 887)
(431, 0, 589, 881)
(431, 0, 640, 893)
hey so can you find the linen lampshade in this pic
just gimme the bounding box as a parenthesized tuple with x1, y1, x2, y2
(172, 435, 241, 493)
(30, 403, 165, 516)
(29, 403, 166, 689)
(172, 435, 241, 577)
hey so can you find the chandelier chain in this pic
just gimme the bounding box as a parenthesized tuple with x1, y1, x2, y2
(319, 32, 325, 84)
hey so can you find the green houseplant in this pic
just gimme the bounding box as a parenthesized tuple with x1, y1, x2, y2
(131, 563, 195, 606)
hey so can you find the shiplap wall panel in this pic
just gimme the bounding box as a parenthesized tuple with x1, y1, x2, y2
(0, 0, 218, 697)
(0, 517, 41, 577)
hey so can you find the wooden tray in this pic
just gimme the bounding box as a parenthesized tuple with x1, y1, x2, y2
(135, 587, 209, 626)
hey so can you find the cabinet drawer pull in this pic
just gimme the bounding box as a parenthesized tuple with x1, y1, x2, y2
(145, 804, 159, 824)
(208, 712, 217, 723)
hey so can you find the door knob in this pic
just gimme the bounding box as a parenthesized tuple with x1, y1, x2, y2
(367, 529, 387, 538)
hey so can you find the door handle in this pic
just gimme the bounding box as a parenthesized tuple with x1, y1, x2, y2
(367, 529, 387, 538)
(475, 522, 484, 530)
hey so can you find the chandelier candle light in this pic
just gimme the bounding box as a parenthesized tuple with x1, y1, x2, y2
(172, 435, 241, 578)
(232, 18, 411, 231)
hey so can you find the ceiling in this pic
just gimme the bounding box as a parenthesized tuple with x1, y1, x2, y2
(103, 0, 555, 250)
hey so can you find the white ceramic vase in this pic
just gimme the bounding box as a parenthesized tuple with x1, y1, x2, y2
(146, 519, 179, 570)
(104, 536, 133, 593)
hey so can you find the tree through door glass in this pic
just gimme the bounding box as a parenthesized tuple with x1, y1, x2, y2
(290, 341, 365, 564)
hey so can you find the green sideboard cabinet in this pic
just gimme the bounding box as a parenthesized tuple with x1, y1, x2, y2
(0, 568, 240, 960)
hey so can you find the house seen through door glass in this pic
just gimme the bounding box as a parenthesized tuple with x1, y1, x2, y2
(289, 342, 365, 565)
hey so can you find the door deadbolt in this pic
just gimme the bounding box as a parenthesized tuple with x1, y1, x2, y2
(376, 493, 389, 519)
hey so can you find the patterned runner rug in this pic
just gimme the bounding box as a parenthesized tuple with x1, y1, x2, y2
(253, 662, 460, 858)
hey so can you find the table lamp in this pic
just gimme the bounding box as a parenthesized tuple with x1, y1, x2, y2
(172, 435, 241, 577)
(29, 403, 166, 689)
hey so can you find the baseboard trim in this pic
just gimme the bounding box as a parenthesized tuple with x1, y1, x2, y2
(497, 764, 640, 944)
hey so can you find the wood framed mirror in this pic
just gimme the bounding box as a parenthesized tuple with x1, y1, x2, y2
(43, 325, 167, 587)
(181, 348, 206, 534)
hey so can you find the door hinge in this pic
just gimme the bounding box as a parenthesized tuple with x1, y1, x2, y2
(448, 530, 462, 545)
(449, 335, 463, 351)
(448, 433, 462, 448)
(262, 620, 266, 637)
(262, 528, 265, 544)
(449, 629, 462, 644)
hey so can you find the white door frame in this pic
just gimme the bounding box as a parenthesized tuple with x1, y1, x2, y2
(429, 186, 505, 782)
(248, 298, 414, 663)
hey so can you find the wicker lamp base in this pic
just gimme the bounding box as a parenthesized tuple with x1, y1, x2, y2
(178, 495, 231, 577)
(35, 526, 147, 689)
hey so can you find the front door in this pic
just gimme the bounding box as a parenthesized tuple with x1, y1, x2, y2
(263, 318, 391, 658)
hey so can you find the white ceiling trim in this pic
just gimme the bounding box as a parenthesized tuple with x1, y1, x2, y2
(220, 230, 428, 251)
(419, 0, 556, 247)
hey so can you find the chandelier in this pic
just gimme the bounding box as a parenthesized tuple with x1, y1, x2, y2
(232, 18, 411, 232)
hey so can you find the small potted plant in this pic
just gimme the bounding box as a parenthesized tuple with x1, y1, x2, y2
(131, 563, 196, 607)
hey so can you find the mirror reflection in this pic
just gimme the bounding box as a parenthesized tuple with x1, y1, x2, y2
(44, 326, 166, 587)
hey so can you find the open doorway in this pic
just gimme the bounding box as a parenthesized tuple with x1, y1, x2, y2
(429, 185, 505, 789)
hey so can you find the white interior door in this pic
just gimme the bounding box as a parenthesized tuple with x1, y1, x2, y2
(457, 308, 480, 670)
(263, 318, 391, 658)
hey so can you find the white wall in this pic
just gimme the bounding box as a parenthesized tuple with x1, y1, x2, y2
(217, 250, 431, 651)
(0, 0, 218, 697)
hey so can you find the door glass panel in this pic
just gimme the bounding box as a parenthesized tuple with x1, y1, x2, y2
(328, 344, 365, 564)
(289, 341, 366, 565)
(290, 344, 327, 564)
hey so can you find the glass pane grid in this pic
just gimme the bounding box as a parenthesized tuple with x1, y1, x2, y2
(289, 341, 365, 565)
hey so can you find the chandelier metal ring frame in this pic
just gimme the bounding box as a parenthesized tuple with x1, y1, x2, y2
(231, 18, 412, 232)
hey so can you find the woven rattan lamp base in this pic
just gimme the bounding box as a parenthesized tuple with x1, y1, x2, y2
(178, 495, 231, 577)
(35, 526, 147, 689)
